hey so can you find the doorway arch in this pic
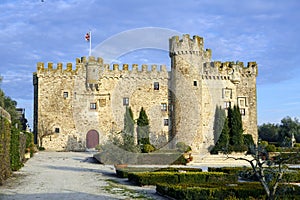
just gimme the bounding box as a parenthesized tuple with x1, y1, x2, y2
(86, 130, 99, 149)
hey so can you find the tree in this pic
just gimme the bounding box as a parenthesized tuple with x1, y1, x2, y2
(211, 118, 230, 154)
(229, 105, 244, 146)
(258, 123, 279, 142)
(229, 144, 300, 200)
(122, 106, 139, 152)
(278, 116, 300, 146)
(137, 107, 150, 145)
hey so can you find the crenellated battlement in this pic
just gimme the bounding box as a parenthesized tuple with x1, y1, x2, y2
(36, 62, 78, 76)
(100, 63, 168, 80)
(169, 34, 212, 60)
(204, 61, 258, 77)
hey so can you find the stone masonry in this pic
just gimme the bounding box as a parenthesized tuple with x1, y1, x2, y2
(33, 34, 258, 153)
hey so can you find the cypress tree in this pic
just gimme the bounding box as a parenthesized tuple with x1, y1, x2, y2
(137, 107, 150, 145)
(230, 105, 244, 146)
(211, 117, 230, 154)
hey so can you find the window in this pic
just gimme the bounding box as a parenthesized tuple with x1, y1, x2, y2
(223, 88, 232, 99)
(164, 119, 169, 126)
(63, 92, 68, 98)
(238, 97, 247, 107)
(161, 103, 167, 111)
(55, 128, 60, 133)
(224, 101, 231, 109)
(99, 99, 106, 107)
(123, 97, 129, 106)
(90, 103, 96, 109)
(240, 108, 246, 116)
(193, 81, 197, 86)
(154, 82, 159, 90)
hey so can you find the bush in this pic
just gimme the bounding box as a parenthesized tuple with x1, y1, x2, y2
(156, 182, 300, 200)
(141, 144, 156, 153)
(116, 167, 202, 178)
(156, 182, 266, 200)
(266, 144, 276, 152)
(10, 126, 23, 171)
(176, 142, 192, 153)
(294, 143, 300, 148)
(128, 171, 237, 186)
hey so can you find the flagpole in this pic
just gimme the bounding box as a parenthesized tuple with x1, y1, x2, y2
(89, 31, 92, 56)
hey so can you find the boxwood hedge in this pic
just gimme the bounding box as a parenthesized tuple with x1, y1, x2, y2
(128, 171, 237, 186)
(156, 182, 300, 200)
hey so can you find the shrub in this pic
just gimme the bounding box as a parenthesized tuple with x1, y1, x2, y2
(142, 144, 156, 153)
(294, 143, 300, 148)
(266, 144, 276, 152)
(176, 142, 192, 153)
(128, 171, 237, 186)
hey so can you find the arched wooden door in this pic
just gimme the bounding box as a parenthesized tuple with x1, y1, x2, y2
(86, 130, 99, 149)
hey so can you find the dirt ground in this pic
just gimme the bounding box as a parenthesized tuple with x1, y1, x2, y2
(0, 151, 166, 200)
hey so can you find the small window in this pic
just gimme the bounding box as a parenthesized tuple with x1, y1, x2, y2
(193, 81, 197, 86)
(63, 92, 68, 98)
(238, 97, 247, 108)
(55, 128, 60, 133)
(123, 97, 129, 106)
(224, 101, 231, 109)
(154, 82, 159, 90)
(223, 88, 232, 99)
(240, 108, 246, 116)
(161, 103, 167, 111)
(90, 103, 97, 109)
(164, 119, 169, 126)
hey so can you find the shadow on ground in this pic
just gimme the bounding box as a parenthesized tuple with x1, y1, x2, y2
(0, 191, 120, 200)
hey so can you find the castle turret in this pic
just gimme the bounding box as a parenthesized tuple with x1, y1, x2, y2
(169, 34, 211, 152)
(85, 56, 103, 91)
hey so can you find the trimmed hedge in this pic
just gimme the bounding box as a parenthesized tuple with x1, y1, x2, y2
(128, 171, 237, 186)
(10, 126, 23, 171)
(156, 182, 300, 200)
(209, 167, 300, 183)
(0, 117, 11, 185)
(208, 167, 249, 174)
(116, 167, 202, 178)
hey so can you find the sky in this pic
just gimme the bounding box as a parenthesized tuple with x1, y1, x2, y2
(0, 0, 299, 129)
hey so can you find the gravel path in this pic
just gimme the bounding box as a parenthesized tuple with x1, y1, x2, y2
(0, 151, 165, 200)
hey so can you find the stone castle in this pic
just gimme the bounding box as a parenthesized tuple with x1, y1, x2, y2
(33, 34, 258, 152)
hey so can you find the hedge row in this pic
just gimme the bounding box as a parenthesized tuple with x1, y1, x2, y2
(156, 182, 300, 200)
(208, 167, 249, 174)
(116, 167, 202, 178)
(209, 166, 300, 183)
(0, 117, 11, 185)
(128, 171, 237, 186)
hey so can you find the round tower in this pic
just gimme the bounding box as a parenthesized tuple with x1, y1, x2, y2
(169, 34, 211, 152)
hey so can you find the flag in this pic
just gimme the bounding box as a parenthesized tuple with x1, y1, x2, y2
(85, 32, 90, 41)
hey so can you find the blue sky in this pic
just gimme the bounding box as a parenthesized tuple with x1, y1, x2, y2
(0, 0, 299, 129)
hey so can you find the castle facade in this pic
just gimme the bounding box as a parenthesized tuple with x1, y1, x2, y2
(33, 34, 258, 152)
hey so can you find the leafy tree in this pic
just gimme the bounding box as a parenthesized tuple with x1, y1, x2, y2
(278, 116, 300, 146)
(258, 123, 279, 143)
(137, 107, 150, 145)
(211, 118, 230, 154)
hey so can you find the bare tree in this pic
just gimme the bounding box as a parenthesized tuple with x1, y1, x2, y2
(228, 144, 300, 200)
